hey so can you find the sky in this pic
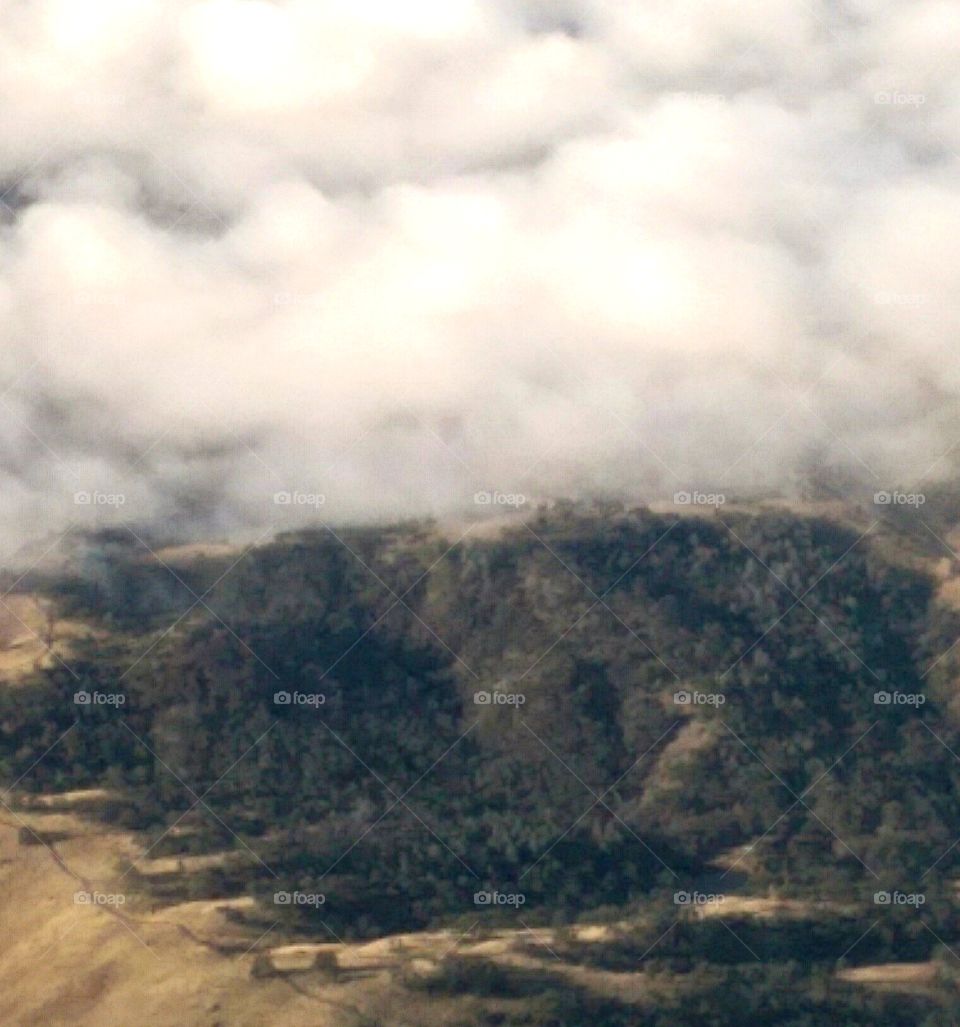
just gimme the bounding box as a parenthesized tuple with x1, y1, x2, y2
(1, 0, 959, 545)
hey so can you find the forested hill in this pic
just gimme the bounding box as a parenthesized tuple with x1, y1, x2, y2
(3, 502, 960, 947)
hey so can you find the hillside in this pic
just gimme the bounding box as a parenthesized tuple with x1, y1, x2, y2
(4, 499, 960, 1024)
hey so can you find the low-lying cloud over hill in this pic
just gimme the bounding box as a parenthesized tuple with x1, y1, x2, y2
(1, 0, 959, 544)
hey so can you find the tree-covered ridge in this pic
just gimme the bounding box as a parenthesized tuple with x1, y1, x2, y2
(2, 506, 960, 950)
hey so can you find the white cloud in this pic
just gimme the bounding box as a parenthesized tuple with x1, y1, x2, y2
(0, 0, 958, 543)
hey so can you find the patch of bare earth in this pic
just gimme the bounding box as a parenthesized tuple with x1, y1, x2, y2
(0, 803, 663, 1026)
(0, 794, 940, 1025)
(0, 594, 95, 684)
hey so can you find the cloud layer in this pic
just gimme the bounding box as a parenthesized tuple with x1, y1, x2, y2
(1, 0, 959, 545)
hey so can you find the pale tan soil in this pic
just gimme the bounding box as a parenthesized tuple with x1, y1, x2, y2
(0, 802, 667, 1027)
(0, 594, 95, 683)
(151, 543, 245, 566)
(695, 894, 858, 920)
(837, 962, 939, 987)
(0, 808, 466, 1027)
(18, 789, 122, 812)
(837, 962, 937, 984)
(0, 786, 947, 1025)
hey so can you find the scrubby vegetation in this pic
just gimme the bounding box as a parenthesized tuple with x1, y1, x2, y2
(4, 504, 960, 1023)
(410, 955, 950, 1026)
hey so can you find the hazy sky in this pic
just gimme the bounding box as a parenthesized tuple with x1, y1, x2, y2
(1, 0, 959, 543)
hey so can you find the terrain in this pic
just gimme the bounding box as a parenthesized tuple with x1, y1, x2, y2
(4, 492, 960, 1024)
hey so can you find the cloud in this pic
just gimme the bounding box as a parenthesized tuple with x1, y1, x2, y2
(0, 0, 959, 546)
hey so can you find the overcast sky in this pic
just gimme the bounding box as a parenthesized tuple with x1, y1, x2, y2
(1, 0, 959, 545)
